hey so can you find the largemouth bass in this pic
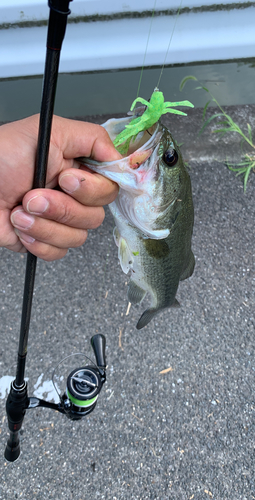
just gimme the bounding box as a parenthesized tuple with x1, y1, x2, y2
(78, 116, 195, 329)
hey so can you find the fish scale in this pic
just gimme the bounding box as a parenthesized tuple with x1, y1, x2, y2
(78, 117, 195, 329)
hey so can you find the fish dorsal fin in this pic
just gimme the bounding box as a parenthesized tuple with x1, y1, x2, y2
(180, 250, 195, 281)
(127, 280, 146, 304)
(118, 237, 133, 274)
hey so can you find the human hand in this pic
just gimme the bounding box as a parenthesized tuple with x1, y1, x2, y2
(0, 115, 121, 260)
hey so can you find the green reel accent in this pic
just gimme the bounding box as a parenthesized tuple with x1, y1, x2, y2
(66, 389, 98, 408)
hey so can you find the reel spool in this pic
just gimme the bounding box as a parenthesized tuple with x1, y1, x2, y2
(64, 365, 102, 418)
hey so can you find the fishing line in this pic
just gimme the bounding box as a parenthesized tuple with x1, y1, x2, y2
(136, 0, 184, 98)
(136, 0, 157, 98)
(156, 0, 183, 89)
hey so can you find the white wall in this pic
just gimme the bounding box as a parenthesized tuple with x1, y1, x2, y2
(0, 1, 254, 78)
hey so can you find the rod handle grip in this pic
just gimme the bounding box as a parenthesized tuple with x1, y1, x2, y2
(4, 431, 20, 462)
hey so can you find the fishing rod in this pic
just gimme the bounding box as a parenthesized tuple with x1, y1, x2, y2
(5, 0, 107, 462)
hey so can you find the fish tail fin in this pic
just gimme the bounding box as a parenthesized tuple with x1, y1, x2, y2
(136, 308, 158, 330)
(136, 299, 180, 329)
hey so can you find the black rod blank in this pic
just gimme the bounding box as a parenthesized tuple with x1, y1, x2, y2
(5, 0, 72, 462)
(15, 47, 61, 387)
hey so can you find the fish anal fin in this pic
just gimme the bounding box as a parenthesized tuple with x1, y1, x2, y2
(172, 298, 180, 308)
(180, 251, 195, 281)
(127, 280, 146, 304)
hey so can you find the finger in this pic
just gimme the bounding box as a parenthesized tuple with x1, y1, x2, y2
(0, 209, 27, 253)
(14, 233, 68, 262)
(11, 209, 88, 249)
(58, 168, 119, 206)
(20, 190, 106, 229)
(4, 240, 27, 254)
(53, 116, 122, 162)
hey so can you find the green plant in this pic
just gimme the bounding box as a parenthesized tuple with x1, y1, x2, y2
(180, 75, 255, 191)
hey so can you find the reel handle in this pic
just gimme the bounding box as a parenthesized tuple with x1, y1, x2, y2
(91, 334, 106, 369)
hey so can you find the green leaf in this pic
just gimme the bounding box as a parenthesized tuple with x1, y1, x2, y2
(202, 100, 211, 120)
(194, 85, 209, 93)
(179, 75, 198, 91)
(243, 165, 253, 192)
(179, 74, 255, 191)
(211, 97, 220, 105)
(228, 160, 253, 171)
(227, 157, 255, 192)
(228, 167, 246, 174)
(247, 123, 253, 142)
(199, 113, 224, 134)
(212, 128, 229, 135)
(217, 120, 230, 125)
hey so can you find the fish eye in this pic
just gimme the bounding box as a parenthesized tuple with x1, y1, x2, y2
(163, 148, 178, 167)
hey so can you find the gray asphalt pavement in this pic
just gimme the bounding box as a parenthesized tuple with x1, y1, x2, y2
(0, 107, 255, 499)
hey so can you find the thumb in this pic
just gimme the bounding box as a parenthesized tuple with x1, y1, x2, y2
(52, 116, 122, 162)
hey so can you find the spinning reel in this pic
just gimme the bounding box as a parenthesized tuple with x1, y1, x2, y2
(54, 334, 106, 419)
(5, 334, 106, 461)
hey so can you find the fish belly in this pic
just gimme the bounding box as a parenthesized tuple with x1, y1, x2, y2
(134, 237, 185, 330)
(111, 204, 194, 330)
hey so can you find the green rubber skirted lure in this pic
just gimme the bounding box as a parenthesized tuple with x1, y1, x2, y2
(113, 88, 194, 155)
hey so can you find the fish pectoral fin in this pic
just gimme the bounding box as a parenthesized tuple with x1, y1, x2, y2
(118, 237, 133, 274)
(180, 251, 195, 281)
(113, 227, 120, 247)
(127, 280, 146, 304)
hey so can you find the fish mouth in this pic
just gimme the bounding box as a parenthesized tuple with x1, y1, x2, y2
(107, 119, 159, 158)
(77, 121, 162, 192)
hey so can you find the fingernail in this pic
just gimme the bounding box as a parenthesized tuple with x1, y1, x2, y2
(27, 195, 49, 214)
(59, 174, 80, 193)
(11, 210, 35, 229)
(14, 229, 35, 244)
